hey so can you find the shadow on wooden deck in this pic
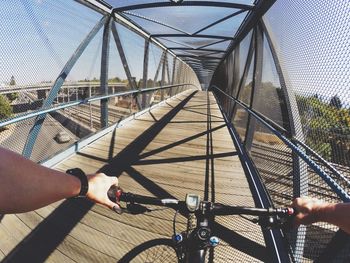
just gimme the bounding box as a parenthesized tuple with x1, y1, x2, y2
(3, 90, 267, 262)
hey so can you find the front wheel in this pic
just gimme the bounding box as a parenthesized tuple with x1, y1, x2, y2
(118, 238, 179, 263)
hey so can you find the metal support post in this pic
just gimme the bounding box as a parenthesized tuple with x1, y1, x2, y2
(160, 51, 167, 101)
(230, 31, 255, 120)
(171, 58, 176, 85)
(245, 26, 263, 151)
(111, 20, 142, 110)
(166, 55, 171, 86)
(100, 16, 112, 128)
(22, 15, 108, 158)
(141, 38, 149, 108)
(153, 51, 165, 84)
(111, 21, 137, 90)
(228, 44, 240, 119)
(261, 19, 308, 261)
(169, 58, 176, 97)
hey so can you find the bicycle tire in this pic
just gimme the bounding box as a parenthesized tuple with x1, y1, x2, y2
(118, 238, 179, 263)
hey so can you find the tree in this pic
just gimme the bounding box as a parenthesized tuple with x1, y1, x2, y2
(297, 94, 350, 165)
(6, 75, 19, 102)
(9, 75, 16, 86)
(0, 95, 13, 121)
(330, 95, 342, 109)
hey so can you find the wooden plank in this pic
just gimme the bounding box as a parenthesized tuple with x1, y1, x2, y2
(2, 91, 265, 262)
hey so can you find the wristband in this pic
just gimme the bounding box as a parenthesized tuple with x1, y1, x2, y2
(66, 168, 89, 197)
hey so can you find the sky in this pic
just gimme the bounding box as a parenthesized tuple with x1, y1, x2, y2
(264, 0, 350, 107)
(0, 0, 349, 107)
(0, 0, 161, 86)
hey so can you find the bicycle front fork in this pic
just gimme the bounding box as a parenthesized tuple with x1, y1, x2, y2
(172, 227, 220, 263)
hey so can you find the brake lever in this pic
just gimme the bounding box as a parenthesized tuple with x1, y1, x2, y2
(125, 203, 151, 215)
(254, 215, 294, 230)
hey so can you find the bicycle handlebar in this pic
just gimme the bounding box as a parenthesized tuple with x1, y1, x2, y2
(107, 186, 295, 220)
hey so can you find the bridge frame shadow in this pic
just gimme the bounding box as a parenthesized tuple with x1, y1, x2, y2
(3, 91, 267, 262)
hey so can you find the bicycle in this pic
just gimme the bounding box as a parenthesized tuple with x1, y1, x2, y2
(107, 186, 295, 263)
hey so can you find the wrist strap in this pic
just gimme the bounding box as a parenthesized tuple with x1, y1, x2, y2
(66, 168, 88, 197)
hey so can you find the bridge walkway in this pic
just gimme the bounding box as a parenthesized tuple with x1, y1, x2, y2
(0, 90, 268, 262)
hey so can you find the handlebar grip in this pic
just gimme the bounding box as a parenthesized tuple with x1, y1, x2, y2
(107, 185, 123, 203)
(108, 187, 176, 206)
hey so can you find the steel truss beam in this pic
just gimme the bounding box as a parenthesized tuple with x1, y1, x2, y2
(111, 22, 137, 90)
(111, 20, 143, 110)
(193, 9, 247, 35)
(197, 39, 230, 50)
(154, 51, 166, 83)
(113, 1, 254, 12)
(22, 15, 108, 158)
(151, 34, 234, 40)
(214, 0, 276, 69)
(177, 55, 222, 60)
(123, 8, 246, 44)
(123, 10, 191, 35)
(169, 47, 226, 53)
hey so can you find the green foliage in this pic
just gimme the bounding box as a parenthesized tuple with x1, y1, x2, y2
(297, 94, 350, 165)
(6, 92, 18, 102)
(330, 95, 342, 109)
(0, 95, 13, 121)
(6, 75, 19, 102)
(108, 76, 122, 83)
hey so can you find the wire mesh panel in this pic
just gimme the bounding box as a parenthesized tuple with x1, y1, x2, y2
(263, 1, 350, 260)
(264, 0, 350, 168)
(0, 0, 103, 161)
(211, 1, 350, 261)
(250, 122, 294, 206)
(0, 1, 200, 163)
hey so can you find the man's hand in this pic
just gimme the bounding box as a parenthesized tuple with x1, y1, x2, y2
(292, 197, 327, 226)
(292, 197, 350, 234)
(86, 173, 120, 212)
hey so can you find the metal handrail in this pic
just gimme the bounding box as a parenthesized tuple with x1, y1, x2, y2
(211, 85, 350, 202)
(0, 83, 196, 128)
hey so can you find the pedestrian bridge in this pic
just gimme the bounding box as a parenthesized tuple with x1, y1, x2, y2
(0, 1, 349, 262)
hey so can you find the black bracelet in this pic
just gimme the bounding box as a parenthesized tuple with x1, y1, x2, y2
(66, 168, 89, 197)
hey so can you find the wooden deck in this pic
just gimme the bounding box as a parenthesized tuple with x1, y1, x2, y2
(0, 90, 269, 262)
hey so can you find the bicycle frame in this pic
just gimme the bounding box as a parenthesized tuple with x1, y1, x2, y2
(174, 202, 212, 263)
(107, 187, 294, 263)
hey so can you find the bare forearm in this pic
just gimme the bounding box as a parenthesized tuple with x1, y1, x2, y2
(293, 197, 350, 234)
(0, 148, 80, 213)
(317, 203, 350, 234)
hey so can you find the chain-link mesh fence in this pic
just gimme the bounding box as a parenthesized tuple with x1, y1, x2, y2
(0, 0, 200, 163)
(211, 1, 350, 261)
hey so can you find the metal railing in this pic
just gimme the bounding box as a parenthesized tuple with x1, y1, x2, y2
(212, 85, 350, 202)
(0, 2, 200, 163)
(0, 83, 195, 129)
